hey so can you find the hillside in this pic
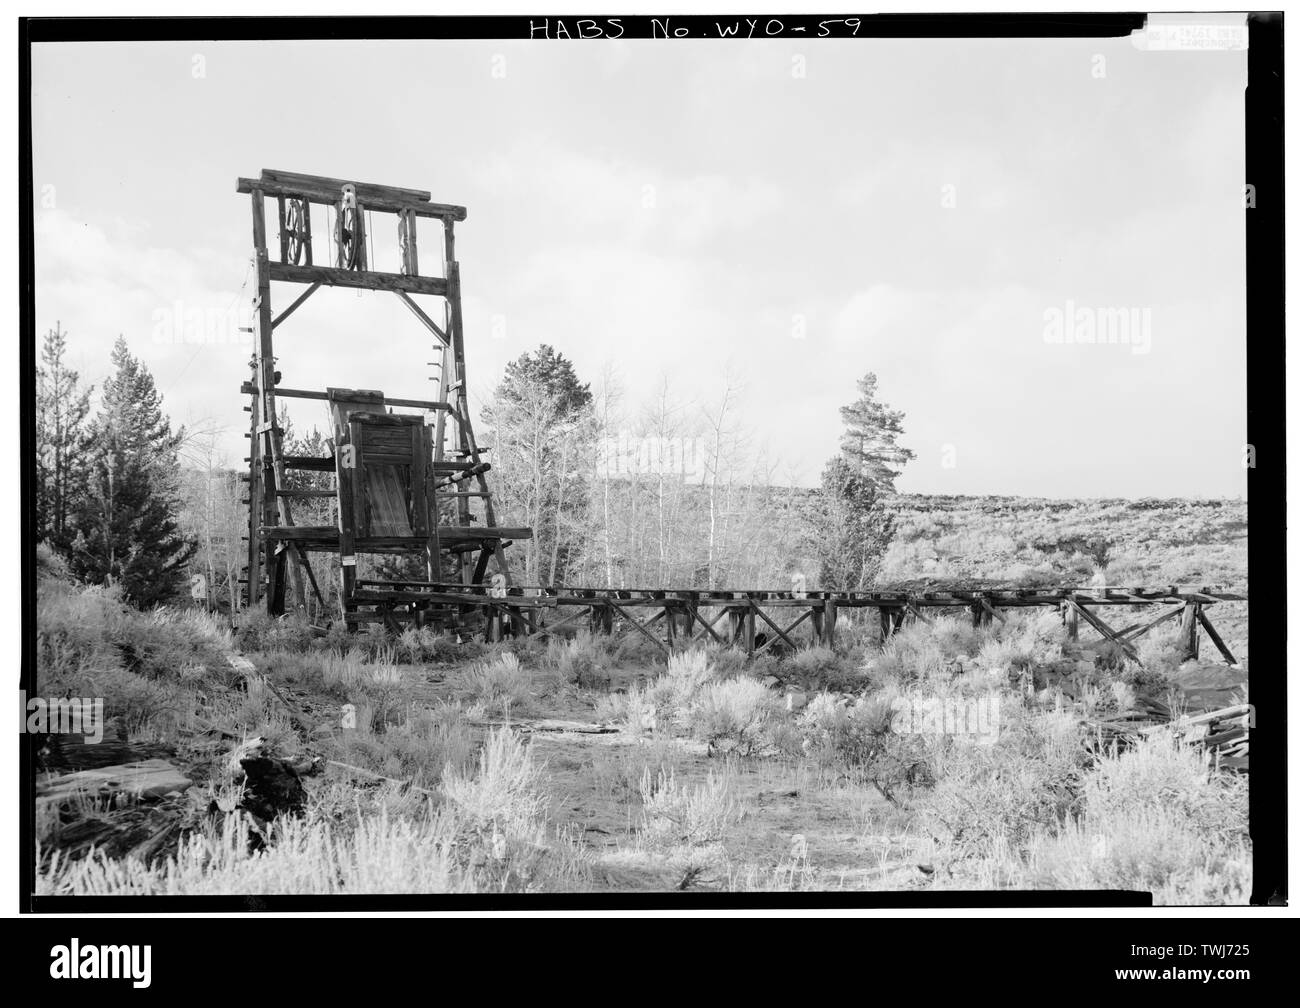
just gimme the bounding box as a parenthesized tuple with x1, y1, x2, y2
(878, 494, 1247, 589)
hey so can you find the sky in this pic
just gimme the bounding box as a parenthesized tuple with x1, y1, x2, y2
(31, 33, 1248, 498)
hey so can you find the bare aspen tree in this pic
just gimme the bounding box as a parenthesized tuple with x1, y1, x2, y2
(643, 376, 690, 585)
(592, 365, 624, 587)
(700, 369, 744, 588)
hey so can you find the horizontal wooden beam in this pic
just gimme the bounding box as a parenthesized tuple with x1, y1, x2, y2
(239, 175, 466, 221)
(350, 588, 550, 607)
(268, 260, 448, 296)
(282, 455, 335, 472)
(240, 382, 451, 412)
(261, 169, 435, 204)
(261, 525, 533, 544)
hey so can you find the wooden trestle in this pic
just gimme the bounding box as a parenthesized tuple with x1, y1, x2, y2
(345, 582, 1246, 666)
(233, 172, 1247, 666)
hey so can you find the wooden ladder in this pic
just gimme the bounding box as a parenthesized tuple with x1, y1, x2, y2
(255, 351, 324, 615)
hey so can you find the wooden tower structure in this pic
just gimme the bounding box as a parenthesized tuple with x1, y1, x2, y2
(237, 169, 529, 629)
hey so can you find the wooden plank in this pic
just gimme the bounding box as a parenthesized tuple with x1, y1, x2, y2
(268, 260, 448, 296)
(333, 426, 357, 617)
(277, 195, 288, 262)
(250, 188, 307, 614)
(293, 543, 327, 611)
(1069, 600, 1141, 663)
(823, 597, 838, 648)
(347, 420, 368, 538)
(241, 382, 449, 412)
(245, 381, 263, 607)
(238, 175, 466, 220)
(271, 281, 321, 329)
(606, 600, 670, 656)
(1117, 605, 1182, 643)
(300, 194, 313, 266)
(1195, 607, 1239, 665)
(395, 290, 449, 345)
(404, 209, 418, 276)
(260, 169, 434, 206)
(1177, 602, 1201, 662)
(754, 607, 811, 656)
(261, 525, 533, 544)
(282, 454, 336, 472)
(410, 421, 428, 541)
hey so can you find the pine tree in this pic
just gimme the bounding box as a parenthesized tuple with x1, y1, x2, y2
(496, 344, 592, 418)
(73, 444, 197, 607)
(69, 337, 196, 607)
(838, 373, 915, 493)
(95, 335, 187, 462)
(35, 323, 93, 548)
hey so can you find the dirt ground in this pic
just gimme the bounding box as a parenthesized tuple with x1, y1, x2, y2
(290, 662, 939, 893)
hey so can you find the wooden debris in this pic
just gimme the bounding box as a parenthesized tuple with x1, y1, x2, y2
(324, 759, 439, 799)
(466, 718, 618, 735)
(37, 759, 192, 810)
(1086, 702, 1250, 770)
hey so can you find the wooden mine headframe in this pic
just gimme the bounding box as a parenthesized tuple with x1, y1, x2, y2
(237, 169, 529, 629)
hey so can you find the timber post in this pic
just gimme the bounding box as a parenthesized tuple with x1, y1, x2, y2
(823, 597, 838, 649)
(1178, 601, 1202, 662)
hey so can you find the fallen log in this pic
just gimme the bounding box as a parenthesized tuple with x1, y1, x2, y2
(466, 718, 619, 735)
(37, 759, 192, 811)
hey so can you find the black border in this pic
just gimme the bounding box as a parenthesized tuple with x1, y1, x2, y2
(18, 12, 1285, 914)
(25, 13, 1148, 42)
(1242, 9, 1286, 910)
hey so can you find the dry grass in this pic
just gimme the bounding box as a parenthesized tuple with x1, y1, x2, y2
(462, 652, 534, 717)
(33, 539, 1249, 903)
(38, 725, 589, 895)
(928, 729, 1251, 902)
